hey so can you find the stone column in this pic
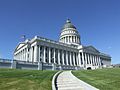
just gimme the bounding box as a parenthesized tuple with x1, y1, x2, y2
(96, 56, 98, 66)
(39, 45, 41, 62)
(98, 56, 100, 66)
(70, 51, 72, 66)
(34, 45, 38, 62)
(68, 36, 69, 43)
(23, 49, 24, 61)
(19, 52, 20, 60)
(25, 48, 28, 61)
(30, 47, 33, 62)
(58, 49, 60, 65)
(98, 56, 101, 66)
(70, 36, 72, 43)
(64, 37, 66, 43)
(76, 53, 79, 66)
(24, 48, 26, 61)
(75, 36, 77, 43)
(82, 52, 85, 67)
(96, 55, 98, 66)
(94, 55, 97, 66)
(72, 36, 73, 42)
(78, 37, 79, 43)
(24, 49, 26, 61)
(74, 36, 75, 43)
(21, 50, 23, 60)
(87, 54, 90, 65)
(95, 55, 97, 66)
(73, 52, 76, 66)
(69, 36, 70, 43)
(20, 51, 21, 60)
(43, 46, 46, 63)
(21, 51, 23, 60)
(62, 50, 65, 65)
(24, 49, 25, 61)
(20, 51, 22, 60)
(17, 53, 19, 60)
(71, 36, 73, 42)
(49, 47, 51, 63)
(19, 51, 21, 60)
(53, 48, 56, 64)
(92, 55, 94, 66)
(93, 55, 95, 66)
(69, 36, 71, 43)
(89, 54, 92, 65)
(18, 52, 20, 60)
(90, 54, 92, 65)
(84, 53, 87, 69)
(66, 36, 68, 43)
(66, 51, 69, 65)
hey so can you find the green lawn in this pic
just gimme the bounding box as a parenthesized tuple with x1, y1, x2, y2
(0, 68, 57, 90)
(72, 68, 120, 90)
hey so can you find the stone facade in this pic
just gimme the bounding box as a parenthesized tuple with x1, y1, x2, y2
(14, 19, 111, 70)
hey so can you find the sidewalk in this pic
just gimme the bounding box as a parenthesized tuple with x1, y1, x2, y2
(56, 71, 99, 90)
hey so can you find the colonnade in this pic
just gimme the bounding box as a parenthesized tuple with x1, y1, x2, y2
(14, 48, 29, 61)
(60, 35, 80, 44)
(79, 52, 101, 67)
(14, 45, 101, 68)
(31, 45, 79, 66)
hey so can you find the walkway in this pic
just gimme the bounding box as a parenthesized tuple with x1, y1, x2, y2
(56, 71, 99, 90)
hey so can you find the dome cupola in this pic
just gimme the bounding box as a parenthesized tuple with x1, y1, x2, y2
(62, 19, 76, 29)
(59, 19, 81, 45)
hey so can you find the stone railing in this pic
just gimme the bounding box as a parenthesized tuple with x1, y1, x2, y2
(0, 58, 12, 63)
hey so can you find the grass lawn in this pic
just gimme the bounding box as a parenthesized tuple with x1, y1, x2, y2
(72, 68, 120, 90)
(0, 68, 57, 90)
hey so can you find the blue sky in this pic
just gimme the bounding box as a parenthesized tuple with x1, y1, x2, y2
(0, 0, 120, 64)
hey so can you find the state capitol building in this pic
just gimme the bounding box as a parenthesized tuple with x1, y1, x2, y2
(14, 19, 111, 70)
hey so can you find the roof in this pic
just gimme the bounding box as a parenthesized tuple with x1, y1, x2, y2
(62, 19, 76, 29)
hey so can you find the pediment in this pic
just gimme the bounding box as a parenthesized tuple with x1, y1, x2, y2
(17, 43, 25, 49)
(14, 43, 25, 52)
(84, 46, 100, 53)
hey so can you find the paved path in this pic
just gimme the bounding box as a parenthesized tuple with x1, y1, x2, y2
(56, 71, 99, 90)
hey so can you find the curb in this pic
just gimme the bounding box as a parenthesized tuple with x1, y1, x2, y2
(52, 71, 62, 90)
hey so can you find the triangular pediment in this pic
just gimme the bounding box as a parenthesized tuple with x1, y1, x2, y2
(84, 46, 100, 53)
(18, 43, 25, 49)
(14, 43, 25, 52)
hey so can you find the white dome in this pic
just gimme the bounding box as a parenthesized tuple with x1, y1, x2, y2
(59, 19, 81, 45)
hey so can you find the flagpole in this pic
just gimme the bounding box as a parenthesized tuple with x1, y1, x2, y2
(21, 35, 26, 41)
